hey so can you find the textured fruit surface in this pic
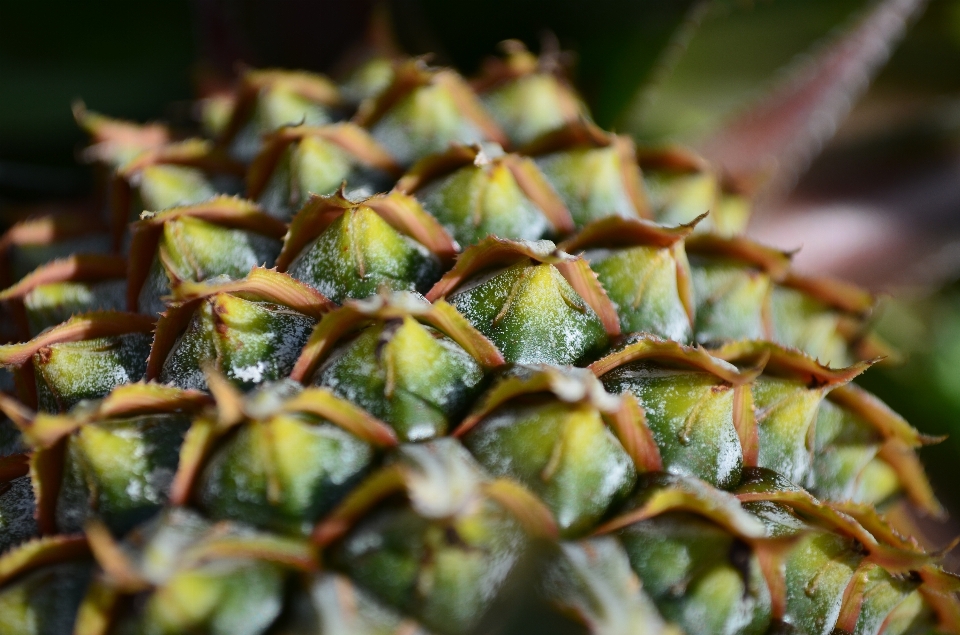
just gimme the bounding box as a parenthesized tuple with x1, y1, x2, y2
(0, 32, 954, 635)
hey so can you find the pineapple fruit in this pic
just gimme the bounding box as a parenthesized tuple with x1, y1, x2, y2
(0, 38, 956, 635)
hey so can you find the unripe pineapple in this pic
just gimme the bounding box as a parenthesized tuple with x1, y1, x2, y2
(0, 28, 956, 635)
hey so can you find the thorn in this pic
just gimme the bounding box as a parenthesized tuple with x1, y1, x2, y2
(681, 211, 710, 229)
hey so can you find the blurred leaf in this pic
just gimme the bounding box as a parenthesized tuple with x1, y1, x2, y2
(624, 0, 878, 144)
(700, 0, 928, 191)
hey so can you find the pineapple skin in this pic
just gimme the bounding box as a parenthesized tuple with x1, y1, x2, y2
(0, 42, 954, 635)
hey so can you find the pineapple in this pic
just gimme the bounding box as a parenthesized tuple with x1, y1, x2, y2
(0, 32, 955, 635)
(0, 254, 127, 337)
(246, 124, 401, 220)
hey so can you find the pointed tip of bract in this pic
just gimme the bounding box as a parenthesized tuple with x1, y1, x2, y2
(0, 392, 34, 429)
(455, 364, 620, 438)
(0, 533, 90, 588)
(84, 518, 151, 593)
(71, 99, 89, 128)
(202, 363, 246, 430)
(97, 381, 213, 419)
(712, 339, 872, 388)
